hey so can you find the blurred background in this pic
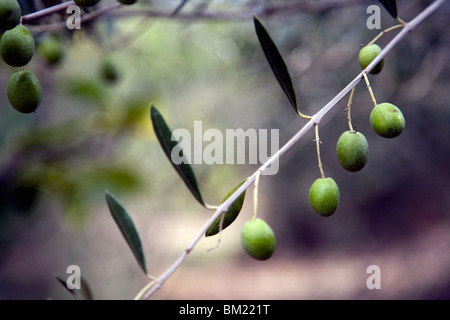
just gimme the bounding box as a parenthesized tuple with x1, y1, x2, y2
(0, 0, 449, 299)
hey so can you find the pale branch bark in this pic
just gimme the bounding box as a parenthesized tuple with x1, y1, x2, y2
(139, 0, 447, 299)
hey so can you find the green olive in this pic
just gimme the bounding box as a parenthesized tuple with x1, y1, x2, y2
(241, 218, 276, 261)
(7, 70, 42, 114)
(358, 44, 384, 75)
(370, 103, 405, 138)
(1, 24, 35, 67)
(336, 131, 369, 172)
(0, 0, 21, 31)
(309, 177, 340, 217)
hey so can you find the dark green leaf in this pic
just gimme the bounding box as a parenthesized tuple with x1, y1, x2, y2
(254, 16, 298, 114)
(54, 275, 94, 300)
(150, 106, 205, 206)
(205, 178, 248, 237)
(105, 191, 147, 275)
(378, 0, 398, 18)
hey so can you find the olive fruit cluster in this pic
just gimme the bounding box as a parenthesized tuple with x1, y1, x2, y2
(1, 0, 42, 114)
(308, 130, 368, 217)
(308, 39, 407, 217)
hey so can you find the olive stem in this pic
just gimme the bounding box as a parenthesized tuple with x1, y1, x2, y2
(346, 87, 356, 132)
(135, 0, 446, 299)
(297, 109, 313, 120)
(367, 23, 405, 46)
(362, 72, 377, 108)
(314, 124, 326, 179)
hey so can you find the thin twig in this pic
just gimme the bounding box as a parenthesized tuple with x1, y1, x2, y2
(314, 125, 325, 179)
(367, 23, 405, 46)
(347, 87, 356, 132)
(363, 72, 378, 108)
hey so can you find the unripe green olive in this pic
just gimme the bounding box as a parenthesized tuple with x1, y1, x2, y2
(309, 177, 340, 217)
(0, 0, 21, 31)
(1, 24, 35, 67)
(7, 70, 42, 114)
(241, 218, 276, 261)
(37, 34, 64, 65)
(74, 0, 102, 7)
(336, 131, 369, 172)
(117, 0, 137, 4)
(358, 44, 384, 75)
(370, 103, 405, 138)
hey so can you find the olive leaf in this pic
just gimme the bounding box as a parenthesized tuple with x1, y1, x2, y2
(205, 178, 248, 237)
(105, 191, 147, 275)
(54, 275, 94, 300)
(254, 16, 298, 115)
(150, 105, 205, 207)
(379, 0, 398, 18)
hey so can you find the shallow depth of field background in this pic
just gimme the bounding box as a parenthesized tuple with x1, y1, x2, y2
(0, 0, 449, 299)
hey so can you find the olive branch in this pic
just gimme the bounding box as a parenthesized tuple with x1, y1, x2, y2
(133, 0, 446, 300)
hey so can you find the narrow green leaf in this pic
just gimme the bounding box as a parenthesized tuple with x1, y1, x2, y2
(205, 178, 248, 237)
(254, 16, 298, 114)
(150, 105, 205, 206)
(105, 191, 147, 275)
(54, 275, 94, 300)
(379, 0, 398, 18)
